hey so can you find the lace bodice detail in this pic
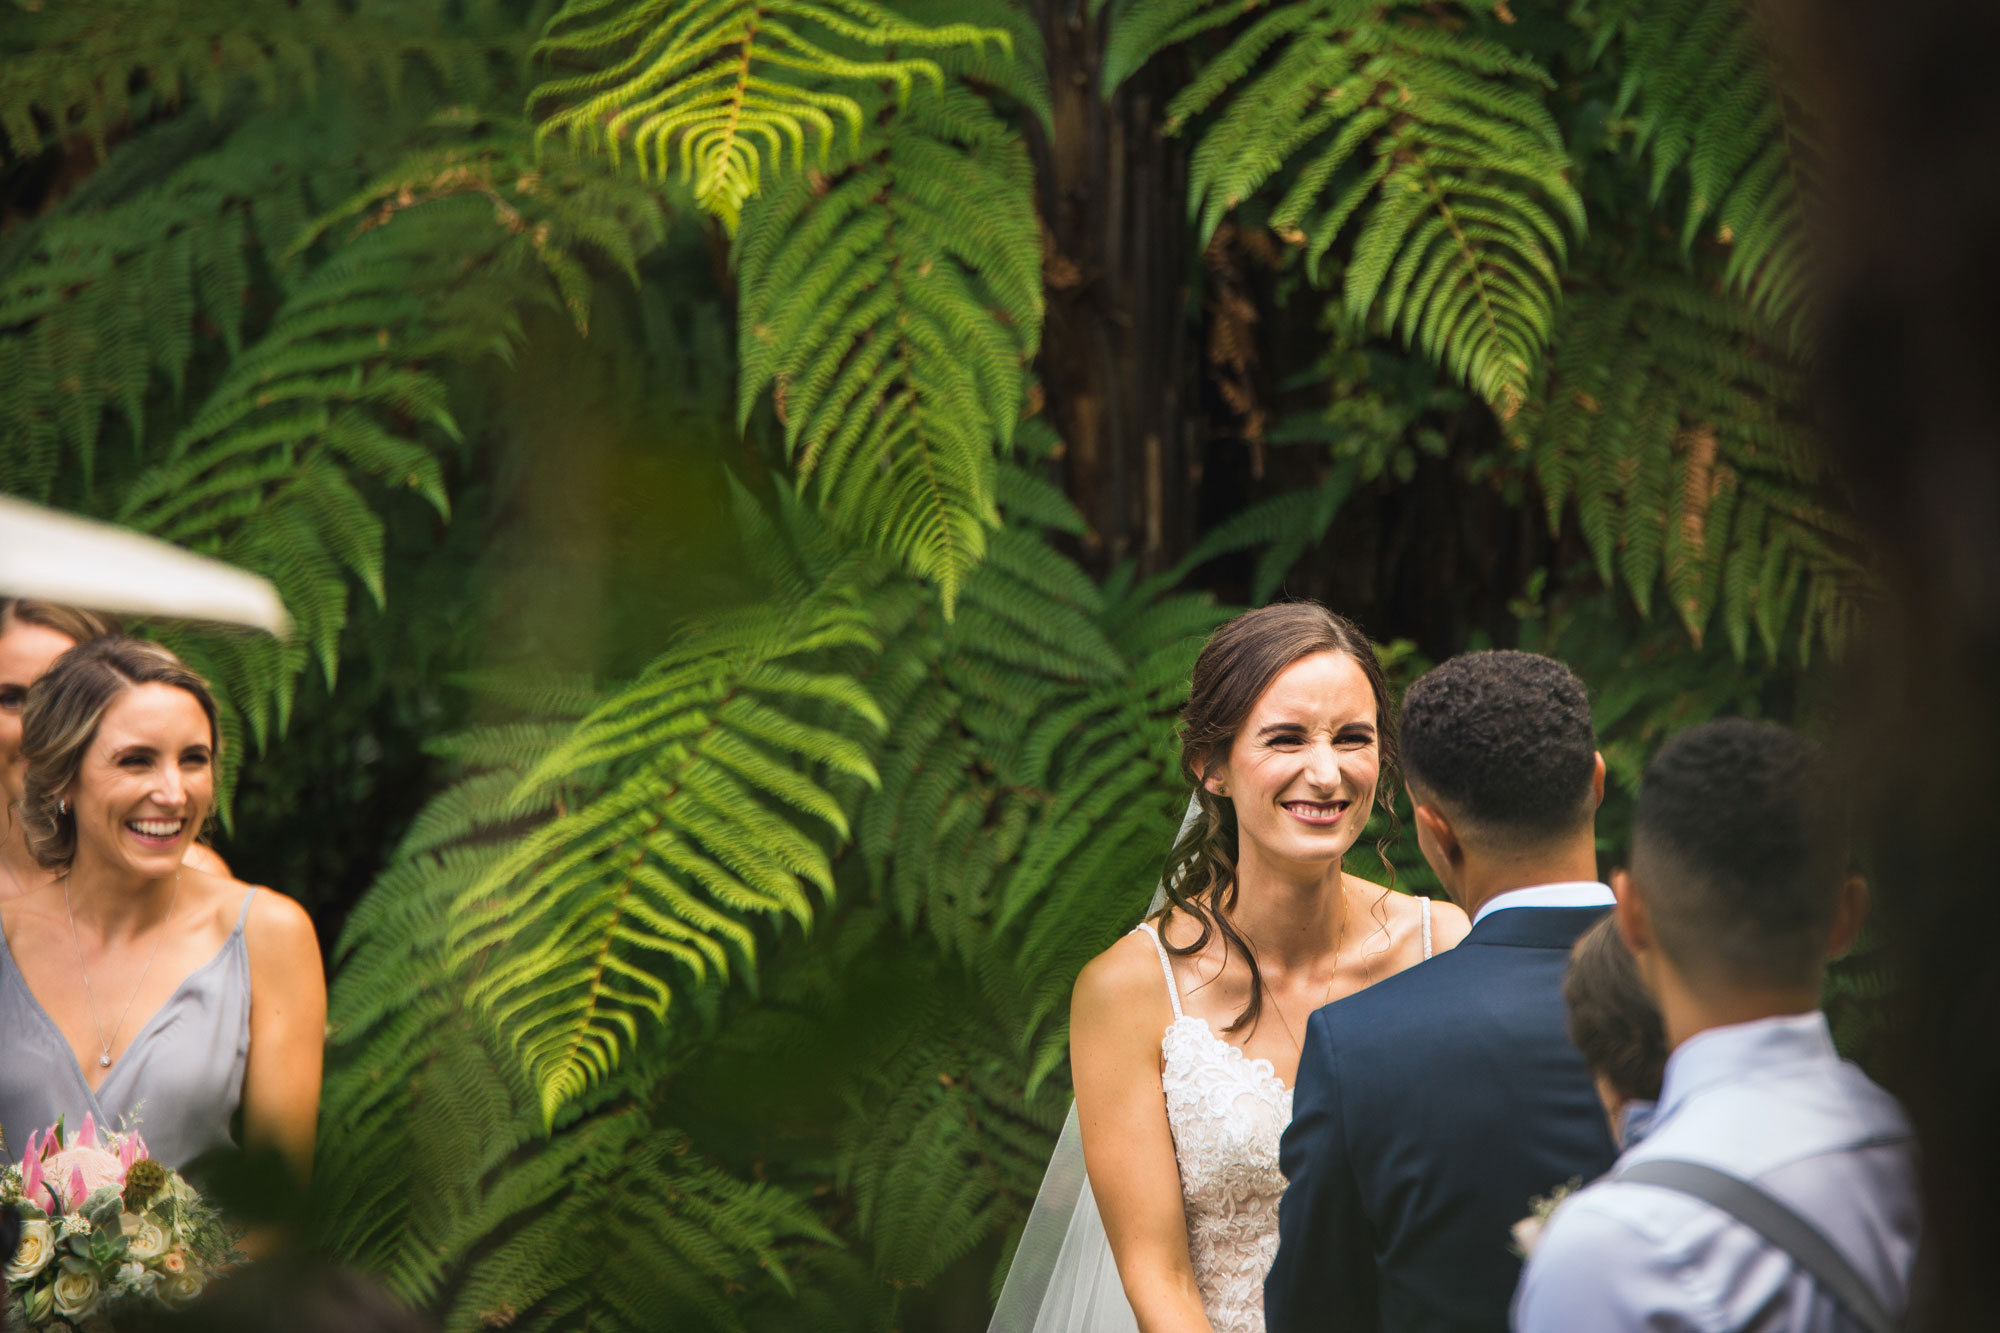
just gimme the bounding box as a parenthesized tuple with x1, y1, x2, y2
(1135, 901, 1430, 1333)
(1137, 922, 1292, 1333)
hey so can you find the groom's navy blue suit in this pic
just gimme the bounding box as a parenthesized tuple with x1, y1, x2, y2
(1265, 905, 1617, 1333)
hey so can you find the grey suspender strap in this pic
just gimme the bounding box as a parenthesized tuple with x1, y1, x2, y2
(1615, 1160, 1898, 1333)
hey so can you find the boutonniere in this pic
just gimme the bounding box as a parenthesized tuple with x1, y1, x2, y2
(1510, 1177, 1583, 1259)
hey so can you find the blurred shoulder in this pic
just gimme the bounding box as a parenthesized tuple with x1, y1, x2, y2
(243, 887, 320, 969)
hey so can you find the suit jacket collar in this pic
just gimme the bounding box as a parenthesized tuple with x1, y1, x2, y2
(1461, 903, 1611, 949)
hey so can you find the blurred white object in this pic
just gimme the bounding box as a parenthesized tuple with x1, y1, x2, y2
(0, 496, 291, 637)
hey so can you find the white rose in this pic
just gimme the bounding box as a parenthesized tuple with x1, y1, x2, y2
(50, 1265, 101, 1319)
(5, 1217, 55, 1281)
(120, 1213, 170, 1263)
(159, 1267, 206, 1307)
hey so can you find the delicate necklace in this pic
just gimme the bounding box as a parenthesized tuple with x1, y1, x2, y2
(1264, 883, 1352, 1058)
(61, 873, 179, 1069)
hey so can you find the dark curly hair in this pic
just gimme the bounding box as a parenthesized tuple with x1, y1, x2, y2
(1400, 650, 1597, 841)
(1564, 916, 1668, 1103)
(1158, 601, 1398, 1034)
(1633, 718, 1847, 989)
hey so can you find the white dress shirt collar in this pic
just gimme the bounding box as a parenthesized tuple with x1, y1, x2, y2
(1654, 1010, 1836, 1122)
(1469, 880, 1615, 926)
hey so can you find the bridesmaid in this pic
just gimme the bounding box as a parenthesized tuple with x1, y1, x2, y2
(0, 637, 324, 1181)
(0, 599, 116, 905)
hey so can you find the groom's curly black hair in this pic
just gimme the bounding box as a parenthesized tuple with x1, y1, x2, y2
(1400, 650, 1598, 839)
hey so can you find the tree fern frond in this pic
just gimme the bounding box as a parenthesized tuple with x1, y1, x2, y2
(445, 581, 887, 1125)
(1594, 0, 1814, 344)
(1157, 1, 1582, 416)
(1516, 259, 1865, 659)
(0, 0, 511, 158)
(5, 101, 671, 805)
(530, 0, 1008, 229)
(736, 84, 1042, 609)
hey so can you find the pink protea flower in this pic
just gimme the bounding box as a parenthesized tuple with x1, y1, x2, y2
(39, 1143, 126, 1211)
(23, 1147, 46, 1211)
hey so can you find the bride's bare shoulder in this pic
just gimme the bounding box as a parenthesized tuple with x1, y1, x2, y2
(1071, 925, 1173, 1029)
(1426, 896, 1471, 949)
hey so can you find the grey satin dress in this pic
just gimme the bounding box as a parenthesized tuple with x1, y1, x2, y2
(0, 890, 253, 1171)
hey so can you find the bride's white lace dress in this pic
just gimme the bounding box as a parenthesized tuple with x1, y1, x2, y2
(991, 899, 1431, 1333)
(1137, 920, 1293, 1332)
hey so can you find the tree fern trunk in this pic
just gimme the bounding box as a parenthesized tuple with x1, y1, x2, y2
(1029, 1, 1199, 576)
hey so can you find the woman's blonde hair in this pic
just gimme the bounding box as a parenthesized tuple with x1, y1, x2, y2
(19, 637, 220, 872)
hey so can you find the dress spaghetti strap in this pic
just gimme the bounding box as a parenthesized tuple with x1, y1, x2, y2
(233, 888, 256, 933)
(1132, 922, 1184, 1019)
(1420, 896, 1433, 960)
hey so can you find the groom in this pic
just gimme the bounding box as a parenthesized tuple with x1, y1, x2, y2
(1266, 651, 1619, 1332)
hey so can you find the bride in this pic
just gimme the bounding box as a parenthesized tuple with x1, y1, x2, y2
(996, 603, 1468, 1332)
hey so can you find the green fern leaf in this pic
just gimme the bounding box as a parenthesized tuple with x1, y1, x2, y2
(736, 85, 1042, 609)
(1155, 1, 1582, 417)
(530, 0, 1007, 230)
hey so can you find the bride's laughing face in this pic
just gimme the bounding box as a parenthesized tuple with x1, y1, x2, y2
(1206, 650, 1380, 874)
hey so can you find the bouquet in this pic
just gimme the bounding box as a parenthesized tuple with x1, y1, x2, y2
(2, 1116, 236, 1330)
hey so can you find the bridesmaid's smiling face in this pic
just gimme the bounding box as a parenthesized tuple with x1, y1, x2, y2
(0, 618, 76, 807)
(1206, 649, 1381, 874)
(67, 683, 215, 881)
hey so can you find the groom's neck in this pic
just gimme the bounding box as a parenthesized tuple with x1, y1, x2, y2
(1448, 829, 1602, 919)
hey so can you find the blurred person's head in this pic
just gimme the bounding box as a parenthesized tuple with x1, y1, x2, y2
(20, 636, 219, 880)
(1565, 915, 1668, 1143)
(1614, 719, 1868, 1043)
(1399, 651, 1605, 913)
(0, 599, 116, 809)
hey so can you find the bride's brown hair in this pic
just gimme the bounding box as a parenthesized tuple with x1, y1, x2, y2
(1157, 601, 1399, 1034)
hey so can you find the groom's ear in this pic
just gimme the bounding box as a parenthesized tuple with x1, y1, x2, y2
(1590, 752, 1607, 809)
(1411, 801, 1460, 867)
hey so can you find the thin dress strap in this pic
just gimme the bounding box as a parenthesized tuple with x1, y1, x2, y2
(232, 888, 256, 932)
(1132, 921, 1184, 1019)
(1420, 896, 1433, 960)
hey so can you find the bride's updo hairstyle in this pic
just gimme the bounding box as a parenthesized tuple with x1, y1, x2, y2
(1158, 601, 1399, 1034)
(19, 637, 220, 873)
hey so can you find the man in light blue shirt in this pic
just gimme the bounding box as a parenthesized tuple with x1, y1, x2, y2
(1514, 719, 1921, 1332)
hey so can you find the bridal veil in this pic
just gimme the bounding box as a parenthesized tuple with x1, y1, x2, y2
(987, 795, 1202, 1332)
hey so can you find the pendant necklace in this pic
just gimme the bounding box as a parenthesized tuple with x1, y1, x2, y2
(63, 872, 179, 1068)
